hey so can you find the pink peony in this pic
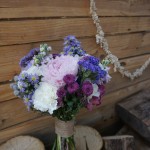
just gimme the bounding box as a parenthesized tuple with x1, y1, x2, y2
(42, 55, 79, 87)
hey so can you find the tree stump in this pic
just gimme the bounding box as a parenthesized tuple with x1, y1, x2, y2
(74, 125, 103, 150)
(102, 135, 135, 150)
(0, 136, 45, 150)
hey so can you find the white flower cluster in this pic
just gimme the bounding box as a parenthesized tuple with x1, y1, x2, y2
(32, 82, 58, 114)
(23, 65, 42, 76)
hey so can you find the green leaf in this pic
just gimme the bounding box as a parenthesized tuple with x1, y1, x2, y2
(67, 101, 73, 107)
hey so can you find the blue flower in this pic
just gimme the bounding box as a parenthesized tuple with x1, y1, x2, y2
(19, 48, 40, 68)
(28, 74, 39, 84)
(78, 56, 107, 82)
(63, 35, 86, 56)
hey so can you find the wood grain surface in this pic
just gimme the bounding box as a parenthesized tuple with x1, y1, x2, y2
(0, 0, 149, 18)
(0, 17, 149, 46)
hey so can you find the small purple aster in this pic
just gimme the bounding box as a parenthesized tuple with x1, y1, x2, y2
(57, 87, 66, 98)
(82, 81, 93, 96)
(63, 74, 76, 84)
(67, 82, 79, 94)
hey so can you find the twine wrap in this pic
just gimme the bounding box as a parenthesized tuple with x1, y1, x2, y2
(55, 118, 75, 138)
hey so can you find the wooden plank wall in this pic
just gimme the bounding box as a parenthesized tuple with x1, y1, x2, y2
(0, 0, 150, 148)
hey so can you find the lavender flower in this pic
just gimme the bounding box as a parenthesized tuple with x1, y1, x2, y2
(63, 35, 86, 56)
(19, 48, 40, 68)
(82, 81, 93, 96)
(29, 74, 40, 84)
(67, 82, 79, 94)
(63, 74, 76, 84)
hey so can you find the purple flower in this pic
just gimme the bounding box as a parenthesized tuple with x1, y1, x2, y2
(99, 85, 105, 97)
(91, 96, 101, 105)
(19, 48, 40, 68)
(57, 87, 66, 98)
(67, 82, 79, 94)
(29, 74, 40, 84)
(63, 74, 76, 84)
(89, 56, 99, 65)
(63, 35, 86, 56)
(82, 81, 93, 96)
(57, 98, 64, 107)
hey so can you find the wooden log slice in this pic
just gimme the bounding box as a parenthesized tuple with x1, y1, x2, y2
(0, 136, 45, 150)
(74, 125, 103, 150)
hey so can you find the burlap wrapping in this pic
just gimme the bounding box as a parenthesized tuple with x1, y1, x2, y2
(55, 118, 74, 138)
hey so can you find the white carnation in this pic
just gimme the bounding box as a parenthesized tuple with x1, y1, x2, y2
(32, 82, 58, 114)
(23, 65, 42, 76)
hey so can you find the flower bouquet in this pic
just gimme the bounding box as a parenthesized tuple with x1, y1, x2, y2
(11, 35, 111, 150)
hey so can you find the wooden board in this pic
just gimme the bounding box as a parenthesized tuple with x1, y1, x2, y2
(0, 0, 149, 18)
(0, 99, 41, 130)
(116, 90, 150, 141)
(0, 17, 149, 46)
(102, 135, 135, 150)
(117, 126, 150, 150)
(0, 83, 14, 102)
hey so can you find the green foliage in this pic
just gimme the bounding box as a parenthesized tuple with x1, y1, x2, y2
(52, 94, 83, 121)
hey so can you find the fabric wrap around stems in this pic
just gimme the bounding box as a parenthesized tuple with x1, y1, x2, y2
(55, 118, 75, 138)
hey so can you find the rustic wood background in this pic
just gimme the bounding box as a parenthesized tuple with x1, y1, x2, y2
(0, 0, 150, 148)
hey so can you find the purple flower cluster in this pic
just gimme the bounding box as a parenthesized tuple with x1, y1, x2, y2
(63, 35, 86, 56)
(19, 48, 40, 68)
(56, 74, 79, 106)
(78, 56, 107, 82)
(63, 74, 79, 94)
(67, 82, 79, 94)
(14, 73, 40, 109)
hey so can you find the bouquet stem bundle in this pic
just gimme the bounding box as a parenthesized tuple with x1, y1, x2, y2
(52, 119, 75, 150)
